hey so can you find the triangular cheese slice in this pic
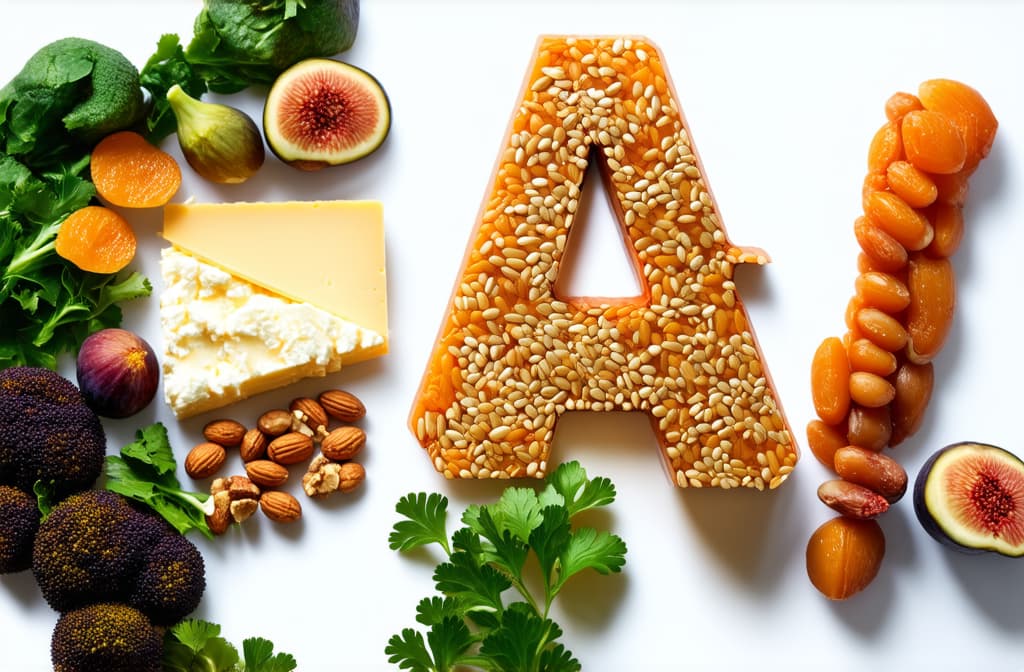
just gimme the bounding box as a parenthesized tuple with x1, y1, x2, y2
(162, 200, 388, 336)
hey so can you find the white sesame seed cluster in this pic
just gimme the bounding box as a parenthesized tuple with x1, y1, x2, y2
(410, 36, 796, 489)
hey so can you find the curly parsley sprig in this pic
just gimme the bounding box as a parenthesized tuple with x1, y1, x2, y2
(386, 461, 627, 672)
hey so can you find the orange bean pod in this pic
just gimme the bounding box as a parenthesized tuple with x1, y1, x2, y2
(885, 160, 937, 208)
(864, 190, 933, 251)
(905, 254, 955, 364)
(901, 109, 967, 175)
(854, 271, 910, 314)
(811, 337, 852, 426)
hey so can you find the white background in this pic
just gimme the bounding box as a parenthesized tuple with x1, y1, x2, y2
(2, 1, 1024, 670)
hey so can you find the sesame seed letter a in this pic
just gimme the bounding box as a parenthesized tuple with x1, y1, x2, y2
(408, 36, 797, 489)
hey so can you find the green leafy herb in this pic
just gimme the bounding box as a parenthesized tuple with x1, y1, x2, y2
(0, 152, 151, 369)
(386, 461, 627, 672)
(105, 423, 214, 538)
(162, 618, 297, 672)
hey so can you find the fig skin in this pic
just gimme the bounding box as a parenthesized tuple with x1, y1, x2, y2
(76, 328, 159, 419)
(913, 441, 1024, 557)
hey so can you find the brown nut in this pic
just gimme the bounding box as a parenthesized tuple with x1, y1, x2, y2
(185, 442, 226, 479)
(260, 490, 302, 523)
(206, 490, 231, 535)
(319, 389, 366, 422)
(290, 397, 329, 433)
(834, 445, 908, 503)
(321, 426, 366, 461)
(817, 479, 890, 519)
(245, 459, 290, 488)
(230, 498, 259, 523)
(202, 419, 247, 447)
(268, 432, 315, 465)
(239, 428, 269, 463)
(338, 461, 366, 493)
(258, 409, 294, 436)
(226, 474, 261, 501)
(302, 455, 341, 497)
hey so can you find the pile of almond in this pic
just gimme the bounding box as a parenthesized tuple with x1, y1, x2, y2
(184, 389, 368, 534)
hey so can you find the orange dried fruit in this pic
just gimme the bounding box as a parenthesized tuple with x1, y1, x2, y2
(806, 516, 886, 600)
(918, 79, 998, 174)
(901, 110, 967, 175)
(55, 205, 137, 274)
(90, 130, 182, 208)
(811, 337, 851, 426)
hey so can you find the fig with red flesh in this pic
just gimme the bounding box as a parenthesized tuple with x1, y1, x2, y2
(913, 441, 1024, 557)
(263, 58, 390, 170)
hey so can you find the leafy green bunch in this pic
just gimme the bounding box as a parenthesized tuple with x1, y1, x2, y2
(386, 461, 627, 672)
(0, 154, 150, 369)
(163, 618, 297, 672)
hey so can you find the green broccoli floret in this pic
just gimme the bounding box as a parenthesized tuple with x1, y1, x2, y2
(31, 490, 161, 612)
(0, 366, 106, 498)
(130, 531, 206, 626)
(0, 484, 40, 573)
(0, 37, 145, 165)
(51, 602, 162, 672)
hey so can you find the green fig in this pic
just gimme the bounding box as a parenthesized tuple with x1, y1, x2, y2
(166, 84, 265, 184)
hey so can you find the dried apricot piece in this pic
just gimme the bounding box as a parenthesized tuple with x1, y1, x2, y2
(885, 160, 937, 208)
(91, 131, 182, 208)
(806, 516, 886, 600)
(905, 254, 955, 364)
(901, 110, 966, 175)
(55, 205, 137, 273)
(884, 91, 923, 121)
(807, 419, 848, 469)
(866, 120, 902, 173)
(918, 79, 998, 174)
(811, 337, 851, 426)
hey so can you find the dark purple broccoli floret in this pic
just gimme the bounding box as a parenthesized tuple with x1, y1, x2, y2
(130, 530, 206, 626)
(51, 603, 161, 672)
(0, 484, 41, 573)
(0, 366, 105, 497)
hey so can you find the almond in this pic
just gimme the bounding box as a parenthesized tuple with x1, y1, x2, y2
(290, 397, 328, 432)
(245, 460, 289, 487)
(202, 418, 246, 447)
(239, 428, 269, 462)
(185, 442, 226, 479)
(260, 490, 302, 523)
(319, 389, 365, 422)
(321, 425, 365, 461)
(267, 432, 314, 465)
(258, 409, 294, 436)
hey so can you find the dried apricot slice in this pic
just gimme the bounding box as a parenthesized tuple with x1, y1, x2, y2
(91, 131, 182, 208)
(55, 205, 137, 274)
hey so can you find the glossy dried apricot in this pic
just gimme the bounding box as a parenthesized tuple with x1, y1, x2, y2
(918, 79, 998, 174)
(807, 419, 848, 469)
(905, 254, 955, 364)
(854, 216, 908, 272)
(901, 109, 967, 175)
(55, 205, 137, 274)
(849, 371, 895, 408)
(91, 130, 182, 208)
(847, 403, 892, 452)
(811, 337, 851, 426)
(855, 307, 908, 353)
(806, 516, 886, 600)
(864, 190, 933, 251)
(925, 202, 964, 258)
(930, 170, 970, 206)
(847, 338, 898, 377)
(884, 91, 923, 121)
(885, 160, 937, 208)
(867, 120, 902, 174)
(854, 271, 910, 314)
(890, 360, 935, 445)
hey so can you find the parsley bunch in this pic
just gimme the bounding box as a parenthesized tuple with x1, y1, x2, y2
(162, 618, 297, 672)
(386, 461, 627, 672)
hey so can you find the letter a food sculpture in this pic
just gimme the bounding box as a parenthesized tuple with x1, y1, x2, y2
(410, 36, 796, 488)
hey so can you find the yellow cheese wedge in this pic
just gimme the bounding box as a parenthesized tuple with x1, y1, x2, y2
(162, 200, 388, 336)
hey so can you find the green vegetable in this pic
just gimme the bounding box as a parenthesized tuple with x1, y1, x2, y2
(105, 423, 216, 538)
(0, 37, 145, 167)
(0, 152, 152, 369)
(385, 461, 627, 672)
(162, 618, 298, 672)
(140, 0, 360, 142)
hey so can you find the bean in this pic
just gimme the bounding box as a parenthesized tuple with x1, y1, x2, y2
(884, 91, 923, 121)
(886, 160, 937, 208)
(918, 79, 998, 174)
(811, 336, 851, 426)
(807, 419, 849, 469)
(854, 216, 908, 272)
(864, 190, 933, 251)
(905, 254, 955, 364)
(867, 120, 902, 174)
(890, 360, 935, 445)
(817, 479, 890, 519)
(849, 371, 895, 408)
(847, 404, 892, 452)
(925, 202, 964, 258)
(854, 271, 910, 314)
(901, 110, 967, 175)
(855, 307, 908, 352)
(834, 446, 908, 503)
(847, 338, 898, 376)
(806, 517, 885, 600)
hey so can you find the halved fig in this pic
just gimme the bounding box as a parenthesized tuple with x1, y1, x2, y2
(913, 441, 1024, 557)
(264, 58, 391, 170)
